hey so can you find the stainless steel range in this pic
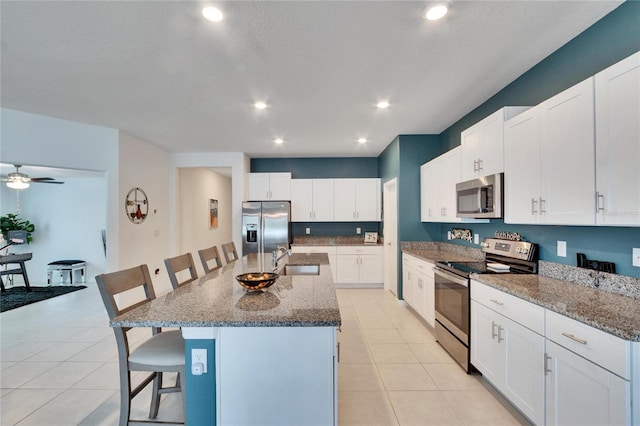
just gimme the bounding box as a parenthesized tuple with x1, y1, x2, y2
(433, 238, 538, 372)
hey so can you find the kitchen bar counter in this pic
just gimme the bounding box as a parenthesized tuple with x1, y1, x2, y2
(111, 252, 341, 328)
(112, 252, 341, 425)
(472, 273, 640, 342)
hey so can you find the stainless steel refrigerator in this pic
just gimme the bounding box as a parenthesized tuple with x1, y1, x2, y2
(242, 201, 291, 255)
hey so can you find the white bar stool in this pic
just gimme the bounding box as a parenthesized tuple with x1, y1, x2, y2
(47, 260, 87, 285)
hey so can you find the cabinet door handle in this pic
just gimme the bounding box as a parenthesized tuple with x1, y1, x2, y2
(539, 197, 546, 214)
(490, 299, 504, 306)
(531, 198, 538, 215)
(544, 353, 552, 375)
(491, 321, 498, 339)
(337, 342, 340, 363)
(497, 326, 504, 343)
(596, 191, 605, 212)
(561, 332, 588, 345)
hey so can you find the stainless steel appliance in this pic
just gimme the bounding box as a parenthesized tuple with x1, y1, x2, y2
(242, 201, 291, 255)
(456, 173, 503, 218)
(434, 238, 538, 372)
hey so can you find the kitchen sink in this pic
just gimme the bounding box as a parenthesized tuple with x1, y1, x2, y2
(281, 264, 320, 276)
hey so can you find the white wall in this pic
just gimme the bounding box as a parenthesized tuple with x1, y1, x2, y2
(0, 176, 107, 284)
(171, 152, 250, 258)
(118, 131, 172, 294)
(177, 168, 232, 275)
(1, 108, 120, 271)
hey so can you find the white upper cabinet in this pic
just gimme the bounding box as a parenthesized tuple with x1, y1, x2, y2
(420, 147, 461, 223)
(291, 179, 334, 222)
(460, 107, 530, 181)
(248, 173, 291, 200)
(595, 51, 640, 226)
(505, 78, 596, 225)
(334, 178, 381, 222)
(539, 77, 595, 225)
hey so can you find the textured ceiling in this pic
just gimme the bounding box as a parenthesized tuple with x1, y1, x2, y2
(1, 1, 622, 158)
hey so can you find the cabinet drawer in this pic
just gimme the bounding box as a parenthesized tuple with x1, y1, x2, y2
(471, 280, 544, 335)
(545, 309, 630, 379)
(402, 254, 434, 276)
(336, 246, 381, 255)
(291, 246, 337, 255)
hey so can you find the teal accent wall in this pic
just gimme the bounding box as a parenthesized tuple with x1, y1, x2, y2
(440, 222, 639, 278)
(185, 339, 216, 425)
(440, 1, 640, 151)
(435, 1, 640, 278)
(378, 135, 445, 297)
(251, 157, 378, 178)
(292, 222, 379, 237)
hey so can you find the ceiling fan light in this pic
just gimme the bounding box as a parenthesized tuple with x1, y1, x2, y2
(7, 180, 29, 190)
(424, 1, 451, 21)
(202, 6, 224, 22)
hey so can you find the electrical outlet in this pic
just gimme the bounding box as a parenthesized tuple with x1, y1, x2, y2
(633, 248, 640, 267)
(356, 227, 361, 234)
(473, 233, 479, 244)
(447, 231, 452, 240)
(192, 348, 207, 374)
(557, 241, 567, 257)
(305, 228, 310, 235)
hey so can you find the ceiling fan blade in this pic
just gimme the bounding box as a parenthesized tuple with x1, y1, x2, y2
(31, 180, 64, 184)
(30, 177, 55, 181)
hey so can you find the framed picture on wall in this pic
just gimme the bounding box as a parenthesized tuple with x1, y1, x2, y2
(209, 199, 218, 228)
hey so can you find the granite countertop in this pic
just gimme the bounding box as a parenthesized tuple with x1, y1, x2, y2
(292, 236, 383, 246)
(111, 252, 341, 328)
(402, 248, 480, 263)
(471, 274, 640, 342)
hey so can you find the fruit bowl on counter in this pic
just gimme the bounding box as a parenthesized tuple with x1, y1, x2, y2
(235, 272, 279, 291)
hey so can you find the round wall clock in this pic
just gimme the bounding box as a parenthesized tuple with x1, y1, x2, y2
(125, 187, 148, 224)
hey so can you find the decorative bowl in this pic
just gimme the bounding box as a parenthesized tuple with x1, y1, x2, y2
(235, 272, 279, 291)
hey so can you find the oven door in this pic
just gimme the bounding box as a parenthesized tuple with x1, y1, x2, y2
(434, 267, 469, 344)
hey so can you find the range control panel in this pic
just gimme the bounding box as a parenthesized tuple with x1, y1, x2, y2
(481, 238, 537, 262)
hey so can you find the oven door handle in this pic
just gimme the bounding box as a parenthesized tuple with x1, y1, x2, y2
(434, 268, 468, 287)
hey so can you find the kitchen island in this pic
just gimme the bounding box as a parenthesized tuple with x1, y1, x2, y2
(111, 252, 341, 426)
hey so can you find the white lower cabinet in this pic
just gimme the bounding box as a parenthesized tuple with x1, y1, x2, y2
(471, 280, 635, 426)
(402, 254, 435, 327)
(470, 297, 545, 425)
(545, 340, 629, 426)
(335, 246, 382, 286)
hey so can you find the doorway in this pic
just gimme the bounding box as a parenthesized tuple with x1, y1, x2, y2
(383, 178, 398, 295)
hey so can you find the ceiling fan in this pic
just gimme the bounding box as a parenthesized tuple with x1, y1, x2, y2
(1, 165, 64, 189)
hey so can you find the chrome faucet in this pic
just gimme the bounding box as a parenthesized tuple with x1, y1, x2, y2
(272, 246, 291, 271)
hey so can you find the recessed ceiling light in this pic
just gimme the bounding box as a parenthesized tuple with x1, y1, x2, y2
(358, 138, 368, 144)
(202, 6, 224, 22)
(274, 138, 284, 145)
(376, 101, 390, 109)
(423, 1, 451, 21)
(254, 101, 267, 110)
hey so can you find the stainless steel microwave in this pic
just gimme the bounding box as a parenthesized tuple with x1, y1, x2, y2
(456, 173, 503, 218)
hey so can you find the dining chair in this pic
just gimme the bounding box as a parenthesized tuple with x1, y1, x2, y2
(198, 245, 223, 274)
(164, 252, 198, 290)
(95, 265, 186, 426)
(221, 241, 239, 264)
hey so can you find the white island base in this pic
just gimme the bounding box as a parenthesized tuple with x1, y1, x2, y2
(183, 326, 338, 426)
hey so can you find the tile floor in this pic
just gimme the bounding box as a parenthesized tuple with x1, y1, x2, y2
(1, 284, 529, 425)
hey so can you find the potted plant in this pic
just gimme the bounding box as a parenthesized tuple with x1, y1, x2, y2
(0, 213, 35, 243)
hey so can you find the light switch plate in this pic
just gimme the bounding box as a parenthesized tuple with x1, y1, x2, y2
(474, 234, 479, 244)
(447, 231, 452, 240)
(356, 227, 361, 234)
(633, 248, 640, 267)
(305, 228, 310, 235)
(557, 241, 567, 257)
